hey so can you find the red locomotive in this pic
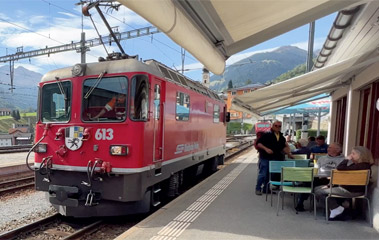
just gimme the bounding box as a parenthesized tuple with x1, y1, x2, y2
(31, 56, 228, 217)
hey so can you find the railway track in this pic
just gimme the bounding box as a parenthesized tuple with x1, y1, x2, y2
(0, 175, 34, 195)
(0, 213, 104, 240)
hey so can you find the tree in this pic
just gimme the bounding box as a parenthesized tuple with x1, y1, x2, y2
(228, 80, 233, 89)
(12, 109, 21, 121)
(245, 79, 252, 85)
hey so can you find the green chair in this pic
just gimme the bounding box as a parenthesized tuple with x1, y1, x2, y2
(265, 161, 296, 206)
(276, 167, 316, 219)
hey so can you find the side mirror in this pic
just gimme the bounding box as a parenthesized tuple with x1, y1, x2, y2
(225, 112, 231, 122)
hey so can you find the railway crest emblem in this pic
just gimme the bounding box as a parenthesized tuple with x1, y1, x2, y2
(65, 126, 84, 151)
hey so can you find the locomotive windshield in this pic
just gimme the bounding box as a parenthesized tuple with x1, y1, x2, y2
(41, 81, 72, 122)
(82, 76, 128, 122)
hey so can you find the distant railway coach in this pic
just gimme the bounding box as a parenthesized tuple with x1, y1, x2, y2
(30, 57, 228, 217)
(255, 121, 271, 133)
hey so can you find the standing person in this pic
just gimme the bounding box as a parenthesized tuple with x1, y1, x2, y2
(315, 146, 373, 220)
(255, 120, 293, 195)
(310, 135, 328, 154)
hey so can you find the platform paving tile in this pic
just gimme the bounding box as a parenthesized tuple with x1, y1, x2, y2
(115, 149, 379, 240)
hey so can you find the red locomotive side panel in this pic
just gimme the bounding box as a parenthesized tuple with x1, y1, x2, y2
(32, 59, 227, 217)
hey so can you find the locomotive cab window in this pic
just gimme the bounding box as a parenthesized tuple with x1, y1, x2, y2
(82, 76, 128, 122)
(176, 92, 190, 121)
(213, 104, 220, 123)
(130, 75, 149, 121)
(41, 81, 72, 122)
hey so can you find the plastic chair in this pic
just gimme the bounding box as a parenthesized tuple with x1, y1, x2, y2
(285, 159, 310, 167)
(312, 153, 327, 161)
(294, 159, 311, 167)
(292, 154, 308, 160)
(265, 161, 296, 206)
(276, 167, 316, 219)
(325, 169, 371, 226)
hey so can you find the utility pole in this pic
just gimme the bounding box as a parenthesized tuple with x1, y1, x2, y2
(80, 32, 87, 64)
(0, 26, 159, 91)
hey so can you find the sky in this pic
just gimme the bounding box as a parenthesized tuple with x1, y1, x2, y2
(0, 0, 337, 83)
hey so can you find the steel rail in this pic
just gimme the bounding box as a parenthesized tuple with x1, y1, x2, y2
(0, 213, 61, 240)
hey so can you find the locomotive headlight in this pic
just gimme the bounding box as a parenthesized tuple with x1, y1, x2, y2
(110, 145, 128, 156)
(34, 143, 47, 153)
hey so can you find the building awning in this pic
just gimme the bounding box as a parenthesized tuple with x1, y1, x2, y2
(264, 96, 330, 115)
(118, 0, 362, 75)
(233, 51, 379, 114)
(229, 98, 261, 119)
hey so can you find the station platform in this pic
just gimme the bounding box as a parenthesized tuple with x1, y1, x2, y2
(0, 152, 34, 168)
(115, 148, 378, 240)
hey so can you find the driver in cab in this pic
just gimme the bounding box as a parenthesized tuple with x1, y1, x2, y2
(89, 94, 126, 120)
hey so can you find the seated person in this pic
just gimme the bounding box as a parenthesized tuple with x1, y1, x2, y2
(286, 134, 296, 152)
(89, 94, 126, 120)
(295, 142, 344, 212)
(307, 136, 317, 149)
(310, 135, 328, 153)
(314, 146, 373, 220)
(292, 138, 311, 159)
(316, 142, 345, 177)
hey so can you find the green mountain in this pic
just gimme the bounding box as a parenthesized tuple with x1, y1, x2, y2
(0, 65, 41, 110)
(209, 46, 308, 91)
(273, 63, 307, 83)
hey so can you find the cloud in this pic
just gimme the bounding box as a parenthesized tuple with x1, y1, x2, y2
(0, 4, 149, 74)
(290, 37, 326, 51)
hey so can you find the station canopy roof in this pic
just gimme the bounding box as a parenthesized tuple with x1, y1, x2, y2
(118, 0, 363, 75)
(118, 0, 379, 115)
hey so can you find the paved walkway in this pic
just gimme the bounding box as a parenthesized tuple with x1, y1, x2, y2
(115, 148, 378, 240)
(0, 152, 33, 168)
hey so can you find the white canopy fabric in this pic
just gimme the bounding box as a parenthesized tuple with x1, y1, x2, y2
(234, 51, 379, 114)
(118, 0, 363, 75)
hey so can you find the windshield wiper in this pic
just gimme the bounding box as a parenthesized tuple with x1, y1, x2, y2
(55, 77, 67, 101)
(84, 71, 107, 99)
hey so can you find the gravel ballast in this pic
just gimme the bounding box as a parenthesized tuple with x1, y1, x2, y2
(0, 190, 56, 234)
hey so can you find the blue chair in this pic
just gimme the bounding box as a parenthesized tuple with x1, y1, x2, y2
(266, 161, 296, 206)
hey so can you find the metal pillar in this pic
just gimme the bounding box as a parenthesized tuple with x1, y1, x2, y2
(317, 107, 321, 136)
(301, 113, 309, 139)
(307, 21, 315, 72)
(80, 32, 86, 64)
